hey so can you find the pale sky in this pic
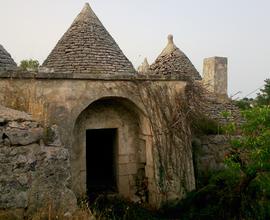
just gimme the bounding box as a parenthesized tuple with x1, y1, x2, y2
(0, 0, 269, 98)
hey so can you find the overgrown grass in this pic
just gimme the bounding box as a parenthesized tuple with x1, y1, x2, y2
(90, 194, 160, 220)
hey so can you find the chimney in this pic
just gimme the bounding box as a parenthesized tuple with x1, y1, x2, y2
(203, 57, 228, 98)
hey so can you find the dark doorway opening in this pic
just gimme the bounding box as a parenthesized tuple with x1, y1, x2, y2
(86, 128, 117, 194)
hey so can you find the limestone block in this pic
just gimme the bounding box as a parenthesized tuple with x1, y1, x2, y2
(128, 154, 136, 163)
(4, 127, 43, 146)
(118, 164, 128, 175)
(118, 175, 130, 196)
(118, 155, 129, 164)
(127, 163, 137, 174)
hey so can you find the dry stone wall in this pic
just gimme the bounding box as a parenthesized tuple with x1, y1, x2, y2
(194, 135, 231, 173)
(0, 105, 77, 218)
(204, 98, 242, 125)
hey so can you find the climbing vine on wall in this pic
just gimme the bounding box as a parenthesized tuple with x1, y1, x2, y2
(121, 80, 207, 201)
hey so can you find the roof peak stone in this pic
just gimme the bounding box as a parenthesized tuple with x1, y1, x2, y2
(168, 34, 174, 44)
(73, 2, 102, 25)
(159, 34, 183, 57)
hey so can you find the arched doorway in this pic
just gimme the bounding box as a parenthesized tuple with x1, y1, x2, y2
(72, 97, 153, 202)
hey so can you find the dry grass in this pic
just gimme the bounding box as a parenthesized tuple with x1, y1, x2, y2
(29, 201, 95, 220)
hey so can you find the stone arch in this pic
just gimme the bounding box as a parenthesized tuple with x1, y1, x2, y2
(71, 96, 154, 202)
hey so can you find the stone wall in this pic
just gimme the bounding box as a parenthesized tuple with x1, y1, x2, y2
(204, 97, 243, 126)
(193, 135, 231, 185)
(0, 105, 76, 218)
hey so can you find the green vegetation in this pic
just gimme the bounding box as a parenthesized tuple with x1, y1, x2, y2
(192, 116, 222, 135)
(160, 79, 270, 220)
(234, 97, 254, 110)
(19, 59, 39, 71)
(234, 78, 270, 110)
(257, 79, 270, 106)
(90, 195, 159, 220)
(167, 106, 270, 220)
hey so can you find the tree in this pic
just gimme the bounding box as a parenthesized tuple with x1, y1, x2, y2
(19, 59, 39, 71)
(229, 106, 270, 176)
(234, 97, 254, 110)
(256, 79, 270, 106)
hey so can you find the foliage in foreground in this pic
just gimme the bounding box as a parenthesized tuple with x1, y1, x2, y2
(90, 195, 159, 220)
(161, 170, 270, 220)
(161, 105, 270, 220)
(256, 79, 270, 106)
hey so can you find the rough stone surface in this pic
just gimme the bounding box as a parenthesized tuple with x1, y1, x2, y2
(203, 95, 243, 125)
(150, 35, 201, 80)
(0, 105, 32, 121)
(0, 69, 196, 81)
(0, 105, 77, 215)
(0, 45, 16, 70)
(42, 3, 135, 74)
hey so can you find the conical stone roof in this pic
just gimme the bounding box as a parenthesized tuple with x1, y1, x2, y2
(150, 35, 201, 80)
(0, 45, 16, 69)
(43, 3, 135, 74)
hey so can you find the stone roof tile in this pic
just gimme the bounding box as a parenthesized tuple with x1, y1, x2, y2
(42, 3, 135, 74)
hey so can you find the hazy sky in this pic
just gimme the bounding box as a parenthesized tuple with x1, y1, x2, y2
(0, 0, 269, 98)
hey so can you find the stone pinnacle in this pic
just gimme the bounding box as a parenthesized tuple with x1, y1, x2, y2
(168, 34, 174, 44)
(138, 58, 150, 74)
(73, 2, 101, 25)
(159, 34, 178, 57)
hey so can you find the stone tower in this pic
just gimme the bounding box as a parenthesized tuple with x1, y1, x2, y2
(203, 57, 228, 97)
